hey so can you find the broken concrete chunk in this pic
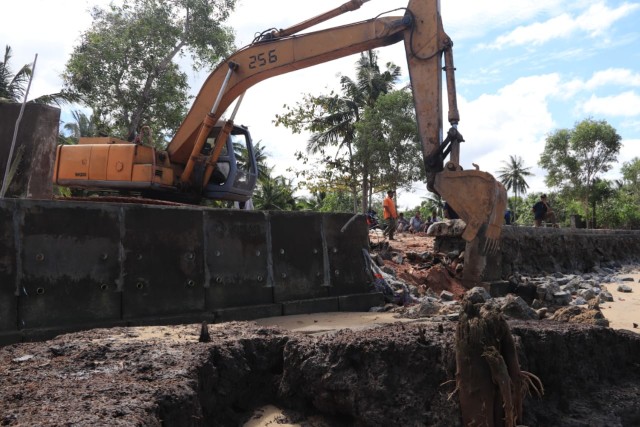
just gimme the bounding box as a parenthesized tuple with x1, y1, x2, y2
(466, 286, 491, 304)
(500, 295, 538, 320)
(617, 284, 633, 293)
(440, 290, 454, 301)
(417, 301, 443, 317)
(598, 291, 614, 303)
(553, 291, 572, 306)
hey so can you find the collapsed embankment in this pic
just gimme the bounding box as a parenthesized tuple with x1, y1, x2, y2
(1, 320, 639, 426)
(498, 227, 640, 278)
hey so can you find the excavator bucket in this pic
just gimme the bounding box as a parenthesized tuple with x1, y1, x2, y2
(435, 167, 508, 254)
(403, 0, 508, 255)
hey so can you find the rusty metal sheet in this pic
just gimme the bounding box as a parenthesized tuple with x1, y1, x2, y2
(121, 205, 205, 319)
(323, 214, 371, 296)
(0, 201, 17, 332)
(270, 212, 327, 302)
(17, 200, 121, 329)
(204, 209, 272, 309)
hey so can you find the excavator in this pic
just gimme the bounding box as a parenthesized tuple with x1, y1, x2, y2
(52, 0, 506, 254)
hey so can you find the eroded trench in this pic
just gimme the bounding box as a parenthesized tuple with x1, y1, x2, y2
(2, 319, 639, 427)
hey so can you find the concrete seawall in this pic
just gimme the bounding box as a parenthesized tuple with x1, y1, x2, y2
(0, 199, 380, 344)
(496, 226, 640, 278)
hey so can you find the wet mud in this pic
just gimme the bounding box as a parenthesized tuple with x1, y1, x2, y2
(1, 320, 639, 426)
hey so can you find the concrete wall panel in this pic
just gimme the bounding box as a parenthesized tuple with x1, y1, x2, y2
(0, 201, 17, 332)
(122, 205, 205, 318)
(271, 212, 327, 302)
(323, 214, 371, 296)
(204, 209, 272, 309)
(17, 200, 121, 329)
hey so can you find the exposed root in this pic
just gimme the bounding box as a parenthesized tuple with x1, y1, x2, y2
(521, 370, 544, 398)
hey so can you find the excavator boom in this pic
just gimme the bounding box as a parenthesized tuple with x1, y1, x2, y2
(54, 0, 506, 252)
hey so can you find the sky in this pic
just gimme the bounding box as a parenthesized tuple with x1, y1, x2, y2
(2, 0, 640, 211)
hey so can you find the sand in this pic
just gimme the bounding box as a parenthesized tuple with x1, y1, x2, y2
(599, 270, 640, 333)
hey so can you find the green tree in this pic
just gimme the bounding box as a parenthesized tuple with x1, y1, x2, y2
(539, 118, 621, 228)
(253, 170, 298, 211)
(63, 0, 237, 143)
(497, 155, 533, 222)
(620, 157, 640, 200)
(416, 193, 443, 218)
(1, 45, 73, 105)
(275, 50, 401, 213)
(62, 110, 99, 144)
(233, 140, 269, 181)
(356, 89, 420, 205)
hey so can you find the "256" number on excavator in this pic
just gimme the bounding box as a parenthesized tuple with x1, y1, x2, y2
(248, 49, 278, 69)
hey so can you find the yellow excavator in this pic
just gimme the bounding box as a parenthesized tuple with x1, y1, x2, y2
(53, 0, 506, 251)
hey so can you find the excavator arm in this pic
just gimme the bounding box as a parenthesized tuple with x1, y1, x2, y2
(54, 0, 506, 251)
(169, 0, 506, 247)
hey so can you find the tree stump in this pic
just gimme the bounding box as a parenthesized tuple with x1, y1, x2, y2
(455, 300, 543, 426)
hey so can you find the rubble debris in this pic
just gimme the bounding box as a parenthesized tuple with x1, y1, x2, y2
(368, 233, 638, 332)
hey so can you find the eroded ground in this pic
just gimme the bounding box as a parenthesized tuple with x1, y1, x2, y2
(2, 233, 640, 427)
(1, 319, 639, 427)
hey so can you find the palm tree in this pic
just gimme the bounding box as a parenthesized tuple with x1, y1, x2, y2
(233, 140, 270, 181)
(421, 193, 443, 218)
(307, 50, 401, 213)
(0, 45, 74, 105)
(63, 110, 98, 144)
(497, 155, 533, 222)
(253, 171, 298, 211)
(0, 46, 31, 103)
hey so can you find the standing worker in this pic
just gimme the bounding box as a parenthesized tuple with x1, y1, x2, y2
(504, 207, 513, 225)
(532, 194, 556, 227)
(383, 190, 398, 240)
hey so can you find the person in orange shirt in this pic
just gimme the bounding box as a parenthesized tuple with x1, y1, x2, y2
(382, 190, 398, 240)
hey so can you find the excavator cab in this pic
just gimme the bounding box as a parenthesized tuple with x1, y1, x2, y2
(200, 124, 257, 202)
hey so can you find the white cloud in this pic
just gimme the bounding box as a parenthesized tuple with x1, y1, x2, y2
(576, 1, 639, 36)
(484, 1, 639, 49)
(585, 68, 640, 89)
(617, 138, 640, 164)
(581, 91, 640, 117)
(492, 14, 576, 48)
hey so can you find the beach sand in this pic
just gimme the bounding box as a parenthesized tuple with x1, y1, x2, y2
(599, 270, 640, 334)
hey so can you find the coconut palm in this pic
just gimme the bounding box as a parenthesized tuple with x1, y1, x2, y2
(307, 50, 401, 212)
(63, 110, 98, 144)
(497, 155, 533, 222)
(0, 45, 75, 105)
(233, 140, 270, 181)
(252, 170, 298, 211)
(0, 46, 31, 103)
